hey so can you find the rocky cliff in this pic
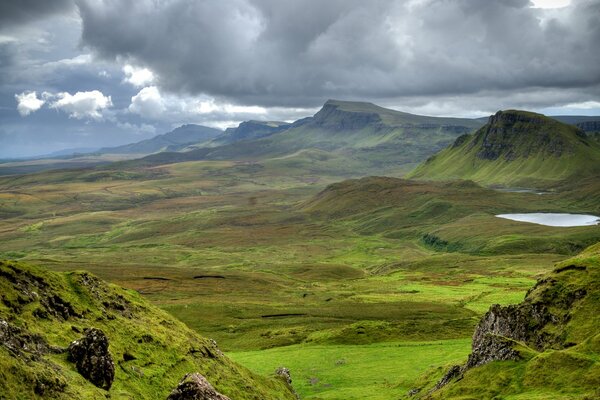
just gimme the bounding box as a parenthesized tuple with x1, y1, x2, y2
(409, 243, 600, 399)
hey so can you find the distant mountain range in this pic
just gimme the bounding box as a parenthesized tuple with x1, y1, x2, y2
(4, 100, 600, 179)
(408, 110, 600, 187)
(98, 124, 221, 154)
(132, 100, 485, 174)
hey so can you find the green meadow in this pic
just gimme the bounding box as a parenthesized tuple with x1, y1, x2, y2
(1, 156, 598, 398)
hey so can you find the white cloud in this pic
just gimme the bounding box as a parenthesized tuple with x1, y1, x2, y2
(122, 64, 155, 87)
(50, 90, 112, 120)
(530, 0, 571, 9)
(128, 86, 166, 117)
(15, 91, 45, 116)
(116, 122, 157, 134)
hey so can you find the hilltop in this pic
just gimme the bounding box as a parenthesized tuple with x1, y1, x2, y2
(0, 260, 296, 399)
(409, 242, 600, 399)
(136, 100, 484, 174)
(408, 110, 600, 187)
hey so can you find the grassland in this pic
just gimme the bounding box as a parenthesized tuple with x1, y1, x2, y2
(0, 155, 598, 398)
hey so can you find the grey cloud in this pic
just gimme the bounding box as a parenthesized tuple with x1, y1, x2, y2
(0, 0, 74, 30)
(76, 0, 600, 107)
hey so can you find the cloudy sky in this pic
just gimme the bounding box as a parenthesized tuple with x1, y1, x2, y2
(1, 0, 599, 158)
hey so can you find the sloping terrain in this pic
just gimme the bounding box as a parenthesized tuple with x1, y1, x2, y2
(304, 176, 600, 255)
(409, 110, 600, 187)
(135, 100, 484, 174)
(408, 242, 600, 399)
(0, 260, 295, 399)
(98, 124, 222, 154)
(208, 120, 291, 146)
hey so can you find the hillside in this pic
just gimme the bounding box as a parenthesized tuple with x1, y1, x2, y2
(304, 176, 600, 255)
(0, 260, 296, 399)
(208, 120, 291, 146)
(135, 100, 484, 174)
(409, 242, 600, 399)
(98, 124, 222, 155)
(408, 110, 600, 187)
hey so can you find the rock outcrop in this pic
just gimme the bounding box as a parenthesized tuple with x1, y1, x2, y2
(167, 373, 230, 400)
(425, 260, 591, 395)
(68, 328, 115, 390)
(473, 110, 575, 160)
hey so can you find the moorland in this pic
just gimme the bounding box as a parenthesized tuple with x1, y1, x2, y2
(1, 101, 599, 399)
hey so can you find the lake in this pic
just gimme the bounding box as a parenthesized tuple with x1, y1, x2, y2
(496, 213, 600, 227)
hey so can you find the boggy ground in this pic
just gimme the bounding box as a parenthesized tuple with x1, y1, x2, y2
(0, 158, 598, 399)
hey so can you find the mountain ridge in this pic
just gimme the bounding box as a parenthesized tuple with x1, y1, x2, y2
(98, 124, 222, 155)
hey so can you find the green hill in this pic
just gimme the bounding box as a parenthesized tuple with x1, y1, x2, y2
(99, 124, 222, 155)
(0, 260, 296, 399)
(135, 100, 483, 174)
(304, 176, 600, 255)
(408, 110, 600, 187)
(408, 242, 600, 399)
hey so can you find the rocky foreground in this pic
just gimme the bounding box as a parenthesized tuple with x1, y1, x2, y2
(408, 243, 600, 399)
(0, 260, 296, 399)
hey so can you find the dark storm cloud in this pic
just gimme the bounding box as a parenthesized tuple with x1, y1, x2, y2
(76, 0, 600, 107)
(0, 0, 74, 29)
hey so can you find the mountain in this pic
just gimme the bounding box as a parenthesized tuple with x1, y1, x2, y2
(99, 124, 222, 154)
(208, 120, 291, 146)
(408, 110, 600, 187)
(551, 115, 600, 126)
(409, 242, 600, 399)
(0, 260, 296, 399)
(134, 100, 484, 174)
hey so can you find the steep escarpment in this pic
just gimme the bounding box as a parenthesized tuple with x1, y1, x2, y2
(0, 260, 296, 399)
(409, 243, 600, 399)
(409, 110, 600, 187)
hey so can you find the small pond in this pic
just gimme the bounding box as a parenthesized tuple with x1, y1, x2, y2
(496, 213, 600, 227)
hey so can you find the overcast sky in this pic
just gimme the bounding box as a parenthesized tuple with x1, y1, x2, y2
(1, 0, 599, 157)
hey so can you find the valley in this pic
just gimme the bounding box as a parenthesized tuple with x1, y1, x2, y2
(1, 101, 599, 399)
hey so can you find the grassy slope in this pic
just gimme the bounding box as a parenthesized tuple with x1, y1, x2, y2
(408, 110, 600, 187)
(411, 242, 600, 400)
(304, 176, 600, 255)
(0, 260, 295, 400)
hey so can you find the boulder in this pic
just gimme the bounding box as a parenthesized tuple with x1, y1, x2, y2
(68, 328, 114, 390)
(167, 373, 230, 400)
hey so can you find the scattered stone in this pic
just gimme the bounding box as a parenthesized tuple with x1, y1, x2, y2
(167, 373, 230, 400)
(0, 319, 60, 360)
(275, 367, 292, 385)
(68, 328, 115, 390)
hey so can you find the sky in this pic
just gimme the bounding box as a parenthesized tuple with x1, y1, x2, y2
(1, 0, 599, 158)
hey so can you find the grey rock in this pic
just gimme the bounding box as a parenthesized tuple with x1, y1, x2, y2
(275, 367, 292, 385)
(167, 373, 230, 400)
(68, 328, 115, 390)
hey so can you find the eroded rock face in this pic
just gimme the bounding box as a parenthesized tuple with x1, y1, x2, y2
(68, 328, 114, 390)
(167, 373, 230, 400)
